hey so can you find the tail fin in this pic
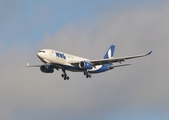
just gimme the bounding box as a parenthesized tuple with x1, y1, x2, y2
(104, 45, 115, 59)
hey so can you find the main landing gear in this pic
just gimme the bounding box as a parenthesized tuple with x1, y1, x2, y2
(61, 70, 91, 80)
(61, 69, 69, 80)
(84, 71, 92, 78)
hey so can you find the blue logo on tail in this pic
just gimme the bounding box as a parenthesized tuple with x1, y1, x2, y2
(104, 45, 115, 59)
(89, 45, 115, 74)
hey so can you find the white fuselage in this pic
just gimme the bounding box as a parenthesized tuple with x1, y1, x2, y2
(37, 49, 103, 72)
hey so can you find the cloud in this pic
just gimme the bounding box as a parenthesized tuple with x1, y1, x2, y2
(0, 2, 169, 120)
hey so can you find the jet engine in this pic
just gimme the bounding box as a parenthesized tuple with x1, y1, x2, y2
(79, 61, 93, 69)
(40, 65, 54, 73)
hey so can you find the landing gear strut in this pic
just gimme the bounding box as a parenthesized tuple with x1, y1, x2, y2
(84, 71, 92, 78)
(61, 69, 69, 80)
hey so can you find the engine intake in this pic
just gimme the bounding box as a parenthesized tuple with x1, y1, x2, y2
(40, 65, 54, 73)
(79, 61, 93, 69)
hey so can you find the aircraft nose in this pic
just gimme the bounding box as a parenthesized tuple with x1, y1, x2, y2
(37, 52, 41, 58)
(37, 50, 46, 59)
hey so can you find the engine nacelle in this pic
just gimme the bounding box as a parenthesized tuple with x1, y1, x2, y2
(79, 61, 93, 69)
(40, 65, 54, 73)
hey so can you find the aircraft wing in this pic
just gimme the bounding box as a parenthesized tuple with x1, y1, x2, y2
(26, 63, 60, 70)
(26, 63, 41, 67)
(71, 51, 152, 66)
(90, 51, 152, 66)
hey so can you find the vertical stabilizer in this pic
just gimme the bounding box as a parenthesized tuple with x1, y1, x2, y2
(104, 45, 115, 59)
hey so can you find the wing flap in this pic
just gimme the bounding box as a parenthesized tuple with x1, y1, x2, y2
(89, 58, 125, 66)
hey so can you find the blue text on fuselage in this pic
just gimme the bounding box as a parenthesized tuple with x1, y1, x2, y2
(55, 52, 66, 59)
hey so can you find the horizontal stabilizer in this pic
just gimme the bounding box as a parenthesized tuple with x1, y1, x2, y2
(113, 64, 132, 68)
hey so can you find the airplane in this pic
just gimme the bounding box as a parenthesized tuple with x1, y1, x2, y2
(27, 45, 152, 80)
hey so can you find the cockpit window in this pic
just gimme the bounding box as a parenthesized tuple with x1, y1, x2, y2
(39, 51, 45, 53)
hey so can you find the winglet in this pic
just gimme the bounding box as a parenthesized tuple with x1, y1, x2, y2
(26, 63, 30, 67)
(147, 51, 152, 55)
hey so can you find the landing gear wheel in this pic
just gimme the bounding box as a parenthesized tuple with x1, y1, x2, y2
(84, 72, 87, 75)
(86, 73, 92, 78)
(63, 76, 69, 80)
(62, 69, 70, 80)
(61, 74, 65, 77)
